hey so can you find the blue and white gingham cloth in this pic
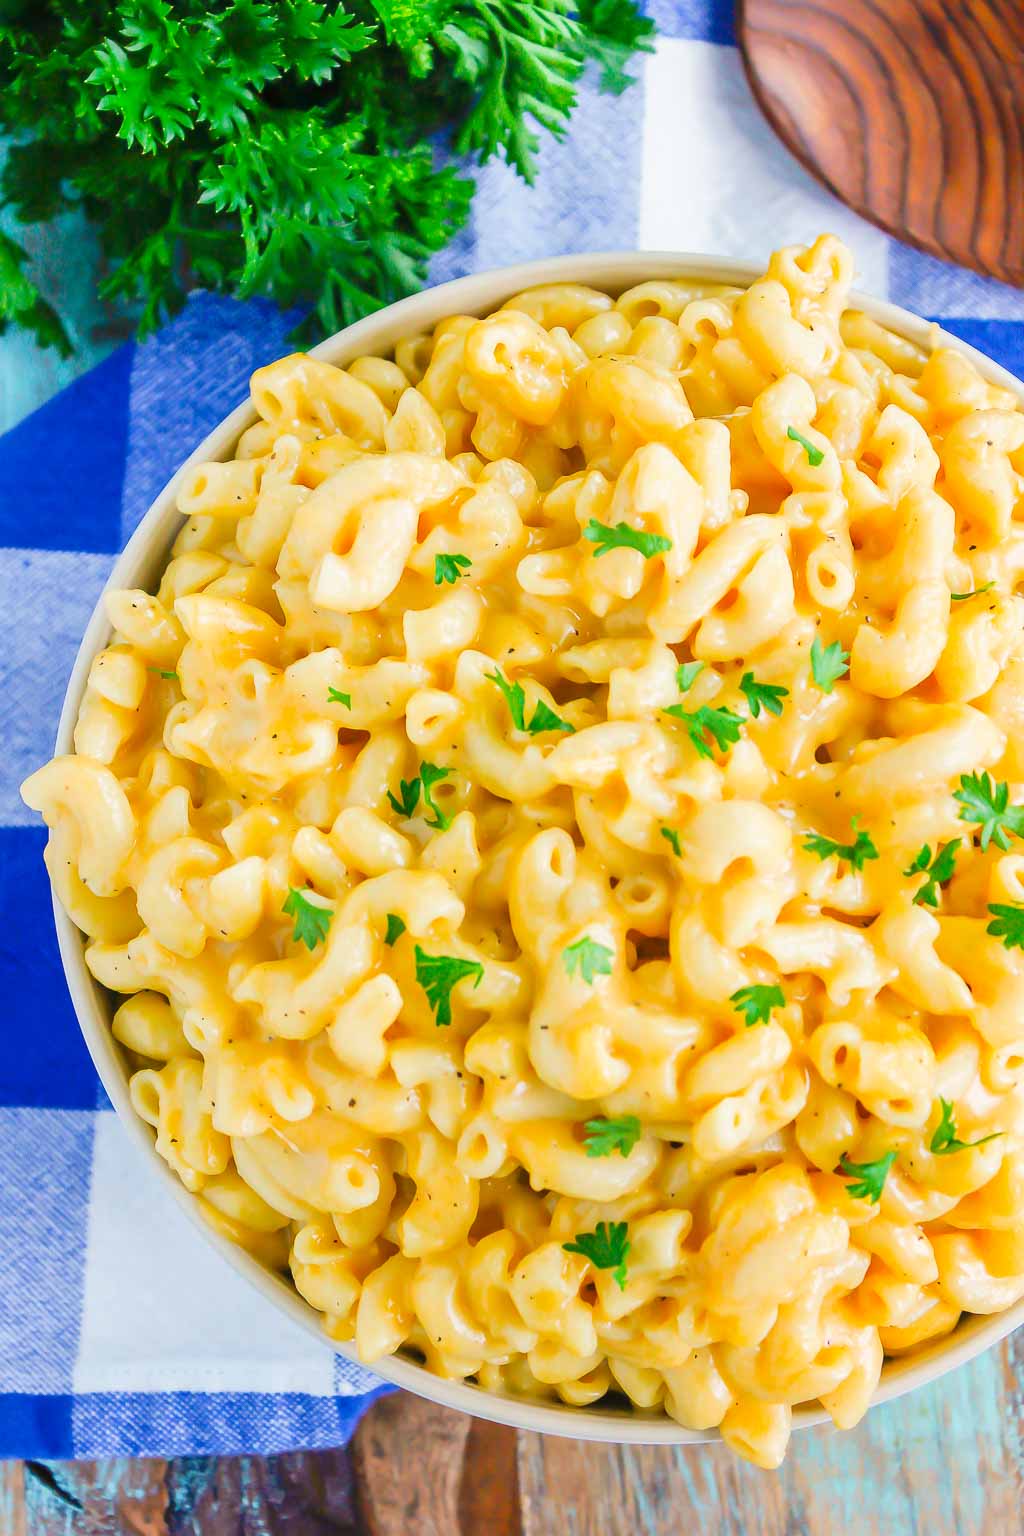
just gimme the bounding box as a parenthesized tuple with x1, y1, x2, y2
(4, 0, 1024, 1462)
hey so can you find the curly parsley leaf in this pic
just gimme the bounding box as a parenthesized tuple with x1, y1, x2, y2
(663, 702, 743, 760)
(803, 817, 879, 873)
(563, 935, 614, 984)
(929, 1098, 1003, 1156)
(575, 0, 657, 93)
(954, 771, 1024, 852)
(486, 668, 574, 735)
(282, 887, 333, 950)
(486, 667, 526, 730)
(419, 760, 452, 829)
(434, 551, 472, 586)
(0, 0, 652, 348)
(950, 581, 995, 602)
(383, 912, 406, 947)
(739, 671, 788, 719)
(327, 686, 351, 708)
(786, 425, 824, 467)
(904, 840, 959, 907)
(838, 1150, 896, 1203)
(676, 661, 704, 693)
(986, 902, 1024, 951)
(387, 761, 452, 829)
(660, 826, 682, 857)
(809, 635, 849, 693)
(730, 984, 785, 1027)
(583, 519, 672, 559)
(387, 775, 422, 821)
(582, 1114, 641, 1158)
(562, 1219, 630, 1289)
(414, 944, 484, 1026)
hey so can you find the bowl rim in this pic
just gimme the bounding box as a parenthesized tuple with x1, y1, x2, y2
(49, 247, 1024, 1446)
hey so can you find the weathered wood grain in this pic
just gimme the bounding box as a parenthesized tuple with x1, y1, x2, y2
(352, 1391, 470, 1534)
(6, 1335, 1024, 1535)
(518, 1337, 1024, 1535)
(737, 0, 1024, 287)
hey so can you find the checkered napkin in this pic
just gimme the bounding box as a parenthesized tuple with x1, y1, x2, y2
(3, 0, 1024, 1462)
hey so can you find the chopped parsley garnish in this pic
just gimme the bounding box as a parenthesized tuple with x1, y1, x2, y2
(676, 661, 705, 693)
(950, 582, 995, 602)
(729, 983, 785, 1027)
(282, 887, 333, 951)
(787, 425, 824, 466)
(149, 667, 178, 681)
(954, 771, 1024, 852)
(562, 935, 614, 984)
(739, 671, 789, 719)
(582, 1115, 641, 1158)
(387, 761, 452, 829)
(809, 635, 849, 693)
(929, 1098, 1003, 1156)
(986, 902, 1024, 951)
(662, 702, 744, 760)
(434, 552, 472, 586)
(414, 945, 484, 1027)
(485, 668, 574, 735)
(903, 840, 959, 907)
(803, 817, 879, 873)
(583, 519, 672, 559)
(383, 913, 406, 947)
(660, 826, 682, 856)
(562, 1220, 630, 1290)
(838, 1150, 896, 1203)
(327, 686, 351, 708)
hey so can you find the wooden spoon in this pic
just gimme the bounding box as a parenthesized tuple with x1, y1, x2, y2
(736, 0, 1024, 286)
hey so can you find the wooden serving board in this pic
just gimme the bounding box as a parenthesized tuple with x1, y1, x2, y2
(3, 1328, 1024, 1535)
(737, 0, 1024, 286)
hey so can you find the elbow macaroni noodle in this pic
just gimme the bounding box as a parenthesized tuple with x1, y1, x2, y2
(23, 235, 1024, 1469)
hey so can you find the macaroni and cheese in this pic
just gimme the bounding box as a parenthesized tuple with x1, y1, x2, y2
(23, 235, 1024, 1468)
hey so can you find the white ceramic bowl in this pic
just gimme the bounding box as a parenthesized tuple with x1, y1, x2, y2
(51, 251, 1024, 1445)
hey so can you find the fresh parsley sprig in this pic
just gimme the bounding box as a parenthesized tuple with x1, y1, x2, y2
(414, 945, 484, 1027)
(0, 0, 654, 350)
(838, 1150, 896, 1203)
(803, 816, 879, 873)
(583, 520, 672, 559)
(676, 661, 704, 692)
(739, 671, 789, 719)
(950, 582, 995, 602)
(383, 913, 406, 947)
(929, 1098, 1003, 1156)
(387, 761, 452, 829)
(434, 552, 471, 586)
(563, 935, 614, 984)
(582, 1116, 641, 1158)
(904, 840, 960, 907)
(954, 772, 1024, 851)
(730, 984, 785, 1027)
(986, 902, 1024, 951)
(486, 668, 574, 736)
(663, 702, 744, 760)
(809, 636, 849, 693)
(282, 887, 333, 951)
(787, 425, 824, 466)
(562, 1220, 630, 1290)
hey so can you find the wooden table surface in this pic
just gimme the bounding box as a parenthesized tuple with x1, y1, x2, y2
(2, 1326, 1022, 1535)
